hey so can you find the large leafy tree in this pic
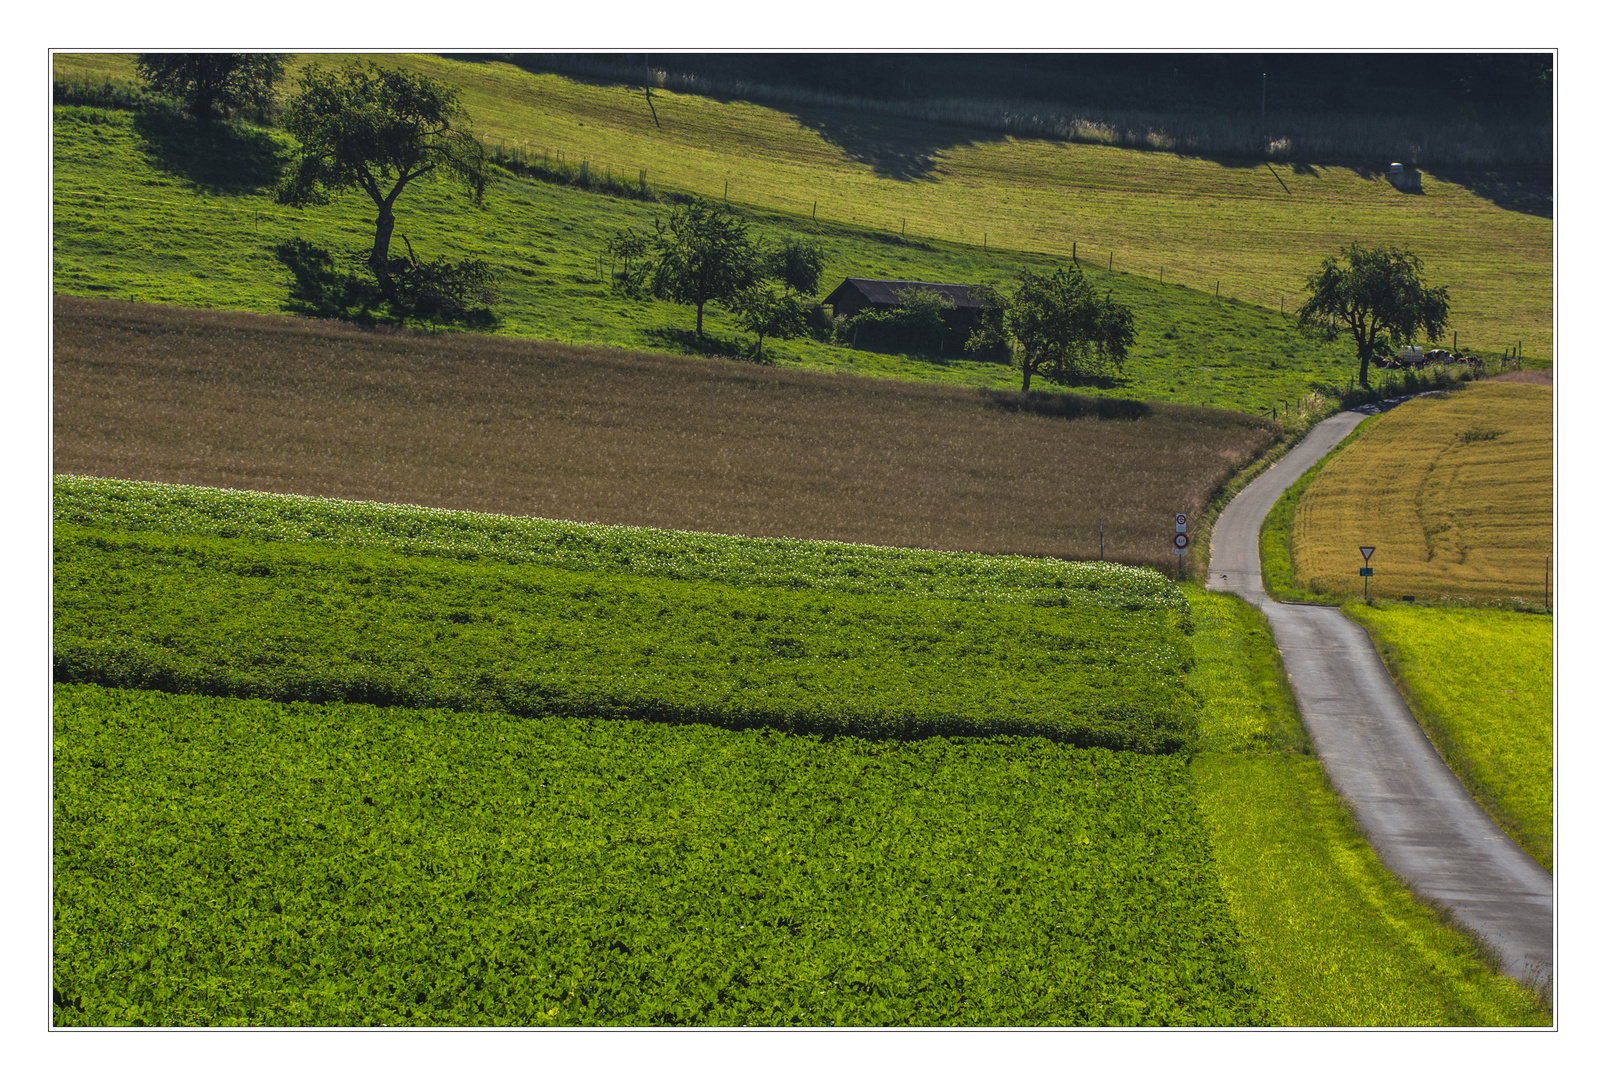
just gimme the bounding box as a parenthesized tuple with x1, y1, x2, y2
(135, 53, 285, 123)
(644, 200, 763, 338)
(276, 62, 490, 307)
(969, 267, 1136, 392)
(1296, 243, 1451, 388)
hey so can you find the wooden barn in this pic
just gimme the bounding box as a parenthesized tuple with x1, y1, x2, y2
(823, 278, 988, 329)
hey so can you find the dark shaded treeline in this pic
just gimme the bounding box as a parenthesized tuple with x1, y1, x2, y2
(485, 52, 1552, 125)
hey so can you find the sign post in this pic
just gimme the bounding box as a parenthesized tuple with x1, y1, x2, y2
(1174, 513, 1189, 580)
(1359, 546, 1375, 601)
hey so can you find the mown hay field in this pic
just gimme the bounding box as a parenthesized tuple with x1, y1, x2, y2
(1289, 381, 1553, 603)
(53, 296, 1278, 567)
(54, 53, 1553, 360)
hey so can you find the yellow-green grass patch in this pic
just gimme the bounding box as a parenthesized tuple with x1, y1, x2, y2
(54, 53, 1552, 361)
(1290, 381, 1552, 603)
(1345, 602, 1553, 870)
(1186, 588, 1549, 1025)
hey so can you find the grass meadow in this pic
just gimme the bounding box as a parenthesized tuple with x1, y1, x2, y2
(53, 296, 1280, 568)
(53, 51, 1551, 378)
(49, 100, 1376, 417)
(1345, 603, 1553, 871)
(1289, 381, 1553, 604)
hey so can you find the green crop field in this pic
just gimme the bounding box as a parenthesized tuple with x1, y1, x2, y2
(54, 477, 1198, 751)
(51, 481, 1548, 1026)
(54, 684, 1261, 1027)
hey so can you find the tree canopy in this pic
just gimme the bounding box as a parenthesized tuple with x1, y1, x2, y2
(134, 54, 285, 123)
(641, 201, 763, 338)
(277, 63, 490, 310)
(1295, 243, 1450, 387)
(969, 267, 1136, 392)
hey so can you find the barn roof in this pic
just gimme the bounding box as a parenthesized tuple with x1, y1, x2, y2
(824, 278, 987, 310)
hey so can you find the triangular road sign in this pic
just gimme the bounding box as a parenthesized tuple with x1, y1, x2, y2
(1360, 546, 1375, 561)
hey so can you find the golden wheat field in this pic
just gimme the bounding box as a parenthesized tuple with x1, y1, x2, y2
(1291, 381, 1553, 602)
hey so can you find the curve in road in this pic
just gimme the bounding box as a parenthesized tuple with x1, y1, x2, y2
(1207, 403, 1554, 993)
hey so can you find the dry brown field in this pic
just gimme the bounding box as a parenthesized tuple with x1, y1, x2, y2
(1291, 381, 1553, 602)
(53, 296, 1278, 567)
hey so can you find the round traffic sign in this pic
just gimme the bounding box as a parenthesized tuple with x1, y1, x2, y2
(1173, 533, 1190, 550)
(1175, 513, 1188, 528)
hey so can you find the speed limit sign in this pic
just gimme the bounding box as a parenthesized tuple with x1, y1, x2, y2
(1173, 532, 1190, 552)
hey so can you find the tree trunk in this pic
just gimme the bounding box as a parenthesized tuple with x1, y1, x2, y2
(1358, 353, 1371, 389)
(371, 205, 399, 304)
(695, 299, 705, 338)
(1020, 362, 1033, 393)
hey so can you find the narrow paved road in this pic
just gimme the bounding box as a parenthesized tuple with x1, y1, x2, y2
(1207, 404, 1554, 992)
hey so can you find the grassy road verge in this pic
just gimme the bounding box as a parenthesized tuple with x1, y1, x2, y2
(1186, 587, 1549, 1025)
(1345, 602, 1553, 871)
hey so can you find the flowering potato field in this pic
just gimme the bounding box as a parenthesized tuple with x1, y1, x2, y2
(54, 477, 1196, 751)
(53, 685, 1265, 1027)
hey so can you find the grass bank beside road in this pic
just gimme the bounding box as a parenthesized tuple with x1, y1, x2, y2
(1185, 588, 1549, 1025)
(1346, 602, 1553, 871)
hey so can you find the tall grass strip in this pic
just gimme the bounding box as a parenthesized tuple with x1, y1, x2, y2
(53, 518, 1197, 751)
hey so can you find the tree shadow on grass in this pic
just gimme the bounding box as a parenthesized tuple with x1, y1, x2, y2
(981, 389, 1151, 421)
(272, 240, 389, 325)
(641, 326, 760, 362)
(133, 110, 287, 195)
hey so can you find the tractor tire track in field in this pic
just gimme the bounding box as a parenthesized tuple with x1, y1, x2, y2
(1207, 403, 1554, 995)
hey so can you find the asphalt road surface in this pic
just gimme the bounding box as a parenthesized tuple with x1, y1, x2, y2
(1206, 403, 1554, 994)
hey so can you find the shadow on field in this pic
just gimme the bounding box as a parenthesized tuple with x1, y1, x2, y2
(981, 389, 1152, 421)
(1430, 166, 1553, 219)
(784, 106, 1008, 182)
(272, 240, 388, 324)
(642, 326, 763, 362)
(134, 112, 285, 195)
